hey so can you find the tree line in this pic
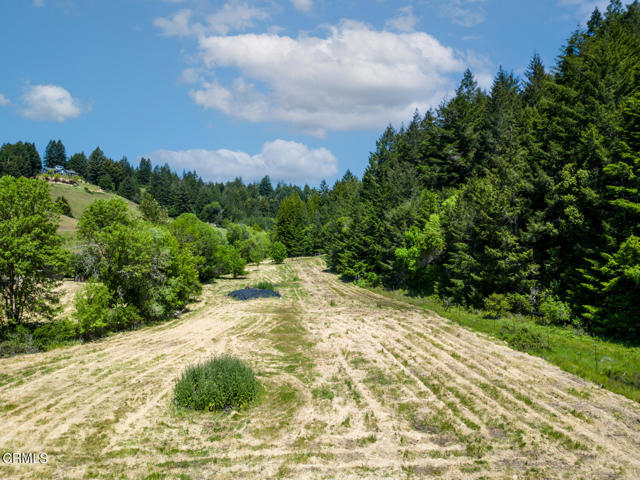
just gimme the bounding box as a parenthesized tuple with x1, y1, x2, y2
(291, 0, 640, 340)
(1, 0, 637, 346)
(1, 139, 315, 229)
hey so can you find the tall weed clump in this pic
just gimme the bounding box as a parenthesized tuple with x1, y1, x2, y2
(174, 355, 260, 411)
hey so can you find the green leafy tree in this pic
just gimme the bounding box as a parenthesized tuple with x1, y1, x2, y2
(199, 201, 223, 224)
(78, 198, 131, 242)
(169, 213, 224, 281)
(0, 177, 68, 325)
(54, 196, 72, 217)
(276, 194, 307, 256)
(483, 294, 510, 319)
(218, 246, 246, 278)
(394, 213, 445, 293)
(269, 241, 287, 264)
(139, 192, 168, 224)
(76, 199, 200, 330)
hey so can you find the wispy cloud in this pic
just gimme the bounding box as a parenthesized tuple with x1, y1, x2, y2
(385, 6, 419, 33)
(559, 0, 609, 19)
(154, 1, 269, 37)
(0, 94, 10, 107)
(291, 0, 313, 13)
(444, 0, 487, 27)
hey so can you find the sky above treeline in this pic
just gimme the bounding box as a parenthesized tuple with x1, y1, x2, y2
(0, 0, 616, 185)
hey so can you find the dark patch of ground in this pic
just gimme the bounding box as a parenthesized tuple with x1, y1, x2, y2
(228, 287, 281, 301)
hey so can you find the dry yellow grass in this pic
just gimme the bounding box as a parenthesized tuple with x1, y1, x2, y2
(0, 258, 638, 479)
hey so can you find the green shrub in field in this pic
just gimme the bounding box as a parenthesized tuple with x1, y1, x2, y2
(269, 241, 287, 264)
(174, 355, 261, 411)
(54, 196, 72, 217)
(506, 293, 533, 315)
(498, 324, 548, 354)
(33, 318, 78, 349)
(483, 293, 509, 318)
(539, 295, 572, 325)
(254, 281, 276, 292)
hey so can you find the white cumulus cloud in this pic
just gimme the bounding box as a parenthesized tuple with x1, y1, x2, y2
(291, 0, 313, 13)
(20, 84, 86, 122)
(145, 140, 338, 184)
(154, 1, 269, 37)
(189, 20, 465, 136)
(0, 94, 9, 106)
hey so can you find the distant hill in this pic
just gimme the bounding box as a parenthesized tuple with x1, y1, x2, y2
(48, 181, 139, 233)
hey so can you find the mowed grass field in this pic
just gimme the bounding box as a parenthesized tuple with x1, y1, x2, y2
(0, 258, 639, 479)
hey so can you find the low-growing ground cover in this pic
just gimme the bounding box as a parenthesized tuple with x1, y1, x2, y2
(371, 289, 640, 404)
(0, 257, 638, 479)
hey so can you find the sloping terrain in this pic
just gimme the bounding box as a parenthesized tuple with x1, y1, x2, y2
(48, 182, 139, 230)
(0, 258, 639, 479)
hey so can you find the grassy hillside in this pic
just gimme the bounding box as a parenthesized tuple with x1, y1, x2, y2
(48, 181, 138, 229)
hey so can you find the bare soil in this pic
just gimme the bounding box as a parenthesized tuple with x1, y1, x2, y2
(0, 257, 638, 479)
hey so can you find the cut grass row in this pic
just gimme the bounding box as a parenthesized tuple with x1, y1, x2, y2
(368, 288, 640, 404)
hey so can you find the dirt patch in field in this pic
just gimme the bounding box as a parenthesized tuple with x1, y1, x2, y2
(0, 257, 638, 479)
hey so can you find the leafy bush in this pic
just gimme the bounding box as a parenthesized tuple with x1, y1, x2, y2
(32, 318, 78, 349)
(219, 246, 246, 278)
(174, 356, 261, 411)
(0, 325, 38, 356)
(254, 281, 276, 291)
(506, 293, 533, 314)
(73, 282, 114, 339)
(498, 324, 549, 354)
(483, 293, 509, 318)
(54, 196, 72, 217)
(539, 295, 572, 325)
(269, 241, 287, 264)
(76, 200, 201, 335)
(170, 213, 224, 281)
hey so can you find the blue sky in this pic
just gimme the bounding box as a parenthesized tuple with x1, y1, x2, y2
(0, 0, 614, 185)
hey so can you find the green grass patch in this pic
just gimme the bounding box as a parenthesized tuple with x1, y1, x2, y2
(311, 385, 335, 401)
(368, 288, 640, 403)
(254, 281, 277, 292)
(174, 355, 261, 411)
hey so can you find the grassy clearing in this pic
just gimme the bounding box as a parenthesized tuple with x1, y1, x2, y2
(49, 182, 138, 225)
(370, 288, 640, 403)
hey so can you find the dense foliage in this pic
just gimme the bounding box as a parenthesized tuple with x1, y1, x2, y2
(73, 198, 201, 338)
(0, 177, 68, 325)
(174, 355, 261, 411)
(0, 142, 41, 177)
(312, 1, 640, 340)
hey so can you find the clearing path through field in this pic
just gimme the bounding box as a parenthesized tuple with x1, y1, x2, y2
(0, 257, 639, 479)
